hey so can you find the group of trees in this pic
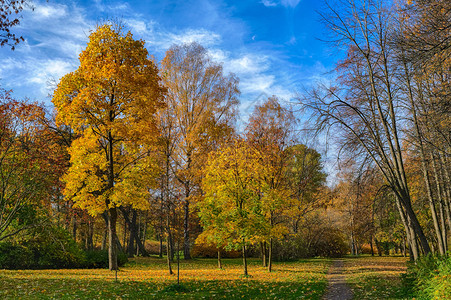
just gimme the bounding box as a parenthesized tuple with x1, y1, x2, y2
(1, 21, 329, 275)
(303, 0, 450, 260)
(0, 0, 449, 278)
(199, 99, 327, 275)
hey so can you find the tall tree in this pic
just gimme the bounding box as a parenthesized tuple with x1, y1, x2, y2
(199, 138, 267, 276)
(303, 0, 431, 259)
(160, 42, 239, 259)
(285, 144, 327, 233)
(52, 23, 165, 270)
(245, 97, 295, 271)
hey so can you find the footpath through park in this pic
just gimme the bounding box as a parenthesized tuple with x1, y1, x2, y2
(323, 259, 353, 300)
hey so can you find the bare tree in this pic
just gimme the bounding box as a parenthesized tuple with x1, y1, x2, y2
(301, 0, 431, 259)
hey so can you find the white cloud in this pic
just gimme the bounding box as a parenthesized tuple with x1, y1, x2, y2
(0, 0, 90, 101)
(127, 19, 148, 35)
(281, 0, 301, 7)
(228, 54, 270, 75)
(143, 25, 222, 53)
(164, 28, 221, 48)
(261, 0, 301, 8)
(33, 4, 67, 19)
(241, 74, 275, 93)
(261, 0, 278, 7)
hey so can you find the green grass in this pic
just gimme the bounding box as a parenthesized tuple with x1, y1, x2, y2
(0, 257, 330, 299)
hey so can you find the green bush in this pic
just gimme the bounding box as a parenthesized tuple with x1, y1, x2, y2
(0, 226, 85, 269)
(0, 225, 129, 269)
(0, 243, 33, 269)
(27, 226, 86, 269)
(404, 253, 451, 299)
(273, 236, 310, 261)
(83, 249, 128, 268)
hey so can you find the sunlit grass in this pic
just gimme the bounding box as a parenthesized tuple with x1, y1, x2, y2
(343, 255, 410, 299)
(0, 257, 330, 299)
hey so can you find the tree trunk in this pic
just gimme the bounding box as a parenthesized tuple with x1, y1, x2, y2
(375, 238, 382, 256)
(242, 243, 248, 276)
(123, 214, 127, 251)
(127, 209, 137, 257)
(218, 249, 222, 269)
(268, 238, 273, 272)
(369, 237, 374, 256)
(183, 198, 191, 260)
(119, 207, 148, 257)
(72, 215, 77, 241)
(395, 193, 424, 259)
(159, 233, 163, 259)
(166, 208, 174, 275)
(87, 218, 94, 250)
(439, 154, 451, 232)
(167, 236, 173, 275)
(260, 242, 267, 267)
(108, 207, 118, 271)
(431, 154, 448, 253)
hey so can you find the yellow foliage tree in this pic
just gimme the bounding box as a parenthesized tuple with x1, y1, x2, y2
(199, 138, 268, 276)
(160, 42, 239, 259)
(52, 23, 165, 270)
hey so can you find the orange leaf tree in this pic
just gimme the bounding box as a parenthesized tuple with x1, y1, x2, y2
(52, 23, 165, 270)
(0, 89, 55, 240)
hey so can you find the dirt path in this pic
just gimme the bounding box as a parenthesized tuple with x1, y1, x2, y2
(322, 259, 353, 300)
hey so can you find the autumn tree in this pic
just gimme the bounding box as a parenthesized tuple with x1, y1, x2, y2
(395, 0, 451, 254)
(52, 23, 165, 270)
(160, 42, 239, 259)
(303, 0, 431, 260)
(199, 138, 267, 276)
(0, 89, 58, 240)
(0, 0, 27, 49)
(244, 96, 295, 271)
(285, 144, 327, 233)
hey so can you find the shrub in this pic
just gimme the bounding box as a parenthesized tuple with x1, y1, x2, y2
(0, 243, 33, 269)
(83, 249, 128, 268)
(27, 226, 86, 269)
(0, 226, 129, 269)
(273, 227, 348, 261)
(145, 240, 163, 255)
(273, 236, 310, 261)
(0, 226, 85, 269)
(311, 227, 349, 258)
(404, 253, 451, 299)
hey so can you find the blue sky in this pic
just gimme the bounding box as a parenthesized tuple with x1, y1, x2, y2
(0, 0, 336, 112)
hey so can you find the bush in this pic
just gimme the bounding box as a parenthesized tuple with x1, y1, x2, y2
(273, 227, 348, 261)
(404, 253, 451, 299)
(27, 226, 86, 269)
(0, 243, 33, 269)
(83, 249, 128, 268)
(0, 225, 129, 269)
(311, 228, 349, 258)
(273, 236, 310, 261)
(0, 226, 85, 269)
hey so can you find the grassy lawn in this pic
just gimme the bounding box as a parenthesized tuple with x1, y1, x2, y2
(0, 257, 329, 299)
(343, 255, 411, 299)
